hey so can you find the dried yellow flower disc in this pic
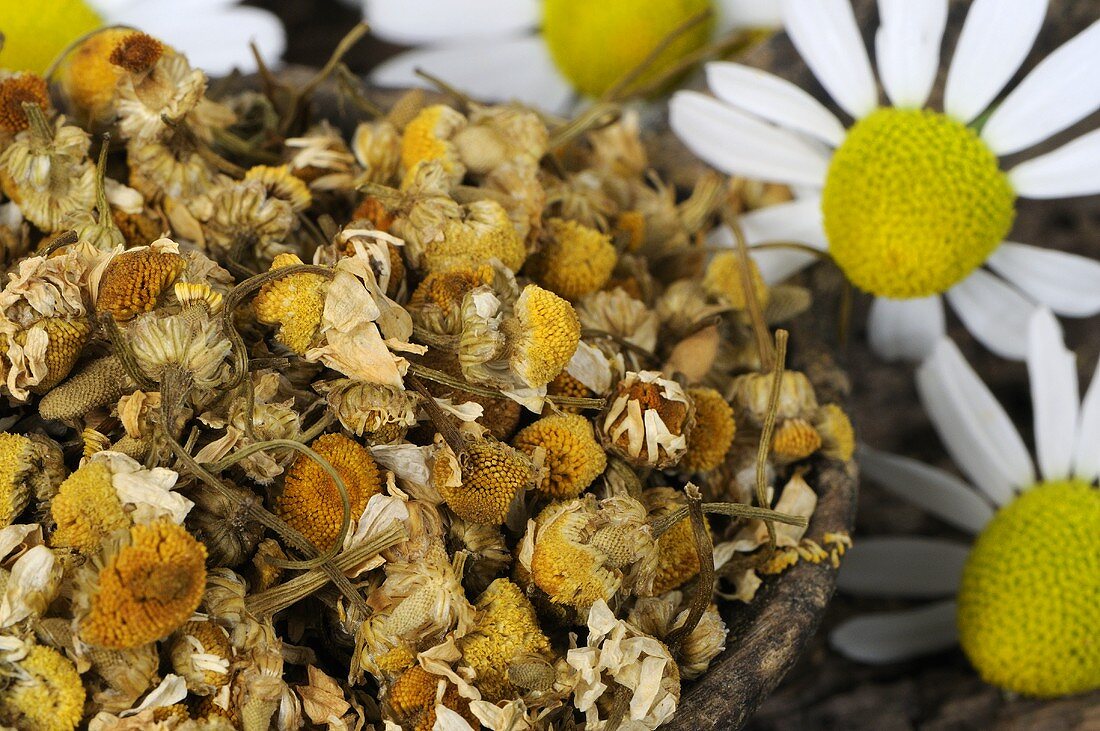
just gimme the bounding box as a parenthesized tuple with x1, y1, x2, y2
(31, 317, 92, 392)
(681, 387, 736, 473)
(513, 413, 607, 499)
(97, 246, 187, 321)
(816, 403, 855, 462)
(388, 665, 475, 731)
(529, 500, 622, 611)
(171, 620, 232, 694)
(275, 433, 382, 550)
(528, 218, 617, 300)
(0, 644, 85, 731)
(252, 252, 329, 355)
(434, 439, 535, 525)
(601, 371, 694, 469)
(771, 418, 822, 463)
(644, 487, 704, 595)
(703, 251, 770, 311)
(81, 521, 207, 649)
(244, 164, 313, 212)
(0, 73, 50, 133)
(509, 284, 581, 388)
(0, 432, 35, 527)
(422, 200, 526, 274)
(50, 460, 129, 554)
(108, 32, 165, 73)
(401, 104, 467, 181)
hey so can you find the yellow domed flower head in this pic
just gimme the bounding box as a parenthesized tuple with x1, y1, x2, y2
(957, 480, 1099, 698)
(527, 218, 617, 301)
(80, 520, 207, 649)
(400, 104, 467, 184)
(643, 487, 705, 595)
(56, 28, 136, 126)
(49, 459, 129, 553)
(542, 0, 715, 97)
(170, 620, 233, 695)
(600, 371, 695, 469)
(513, 412, 607, 499)
(252, 252, 330, 355)
(433, 438, 536, 525)
(0, 72, 50, 134)
(244, 164, 313, 213)
(771, 418, 823, 464)
(457, 578, 554, 702)
(108, 31, 165, 73)
(702, 251, 769, 311)
(681, 386, 736, 473)
(815, 403, 855, 462)
(408, 265, 494, 336)
(97, 243, 188, 321)
(0, 643, 85, 731)
(275, 433, 383, 551)
(1, 432, 65, 526)
(422, 200, 526, 274)
(508, 284, 581, 388)
(386, 664, 476, 731)
(31, 317, 93, 393)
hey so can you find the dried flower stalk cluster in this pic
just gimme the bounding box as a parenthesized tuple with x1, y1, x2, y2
(0, 28, 852, 731)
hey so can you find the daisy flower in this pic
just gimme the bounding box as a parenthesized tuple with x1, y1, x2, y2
(364, 0, 782, 111)
(672, 0, 1100, 361)
(830, 309, 1100, 698)
(0, 0, 285, 76)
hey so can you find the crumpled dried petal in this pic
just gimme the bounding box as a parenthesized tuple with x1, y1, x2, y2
(599, 371, 694, 469)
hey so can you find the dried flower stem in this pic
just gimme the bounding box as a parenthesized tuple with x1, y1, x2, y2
(753, 329, 789, 564)
(407, 373, 467, 456)
(665, 483, 715, 652)
(278, 23, 370, 135)
(649, 500, 806, 539)
(408, 362, 606, 410)
(723, 207, 775, 371)
(39, 230, 80, 257)
(547, 102, 622, 150)
(414, 68, 477, 110)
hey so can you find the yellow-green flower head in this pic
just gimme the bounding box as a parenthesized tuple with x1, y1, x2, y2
(513, 412, 607, 499)
(0, 643, 86, 731)
(957, 480, 1099, 698)
(528, 218, 617, 301)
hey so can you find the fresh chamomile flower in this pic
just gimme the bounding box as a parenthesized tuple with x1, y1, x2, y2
(365, 0, 781, 112)
(672, 0, 1100, 361)
(831, 309, 1100, 698)
(0, 0, 286, 77)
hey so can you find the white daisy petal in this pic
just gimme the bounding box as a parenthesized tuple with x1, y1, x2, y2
(945, 269, 1038, 361)
(716, 0, 785, 32)
(670, 92, 831, 188)
(1027, 309, 1079, 482)
(943, 0, 1048, 123)
(1073, 357, 1100, 481)
(986, 243, 1100, 318)
(867, 296, 945, 363)
(705, 63, 847, 147)
(916, 337, 1035, 505)
(830, 601, 959, 664)
(370, 37, 574, 113)
(708, 196, 828, 284)
(981, 20, 1100, 155)
(858, 445, 994, 535)
(363, 0, 539, 44)
(780, 0, 877, 119)
(1009, 128, 1100, 199)
(837, 537, 969, 598)
(875, 0, 948, 109)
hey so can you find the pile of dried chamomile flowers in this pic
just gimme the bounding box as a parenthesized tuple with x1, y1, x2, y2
(0, 27, 853, 731)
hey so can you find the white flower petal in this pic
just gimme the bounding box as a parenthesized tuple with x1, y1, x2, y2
(1073, 357, 1100, 482)
(363, 0, 539, 44)
(705, 63, 847, 146)
(780, 0, 877, 119)
(830, 602, 959, 664)
(858, 444, 994, 535)
(837, 537, 969, 598)
(943, 0, 1048, 123)
(1026, 308, 1078, 482)
(982, 20, 1100, 155)
(1009, 128, 1100, 199)
(370, 36, 574, 113)
(716, 0, 784, 32)
(916, 337, 1035, 505)
(670, 91, 831, 188)
(707, 196, 828, 284)
(875, 0, 948, 109)
(867, 295, 945, 363)
(945, 269, 1038, 361)
(986, 242, 1100, 317)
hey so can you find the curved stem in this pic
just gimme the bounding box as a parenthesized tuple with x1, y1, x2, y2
(665, 484, 714, 651)
(753, 330, 789, 565)
(409, 362, 605, 411)
(650, 499, 807, 540)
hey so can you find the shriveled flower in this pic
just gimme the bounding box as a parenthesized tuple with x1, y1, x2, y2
(771, 418, 823, 464)
(454, 103, 548, 176)
(513, 412, 606, 499)
(420, 199, 526, 274)
(186, 480, 264, 569)
(730, 370, 819, 427)
(126, 134, 219, 203)
(0, 542, 63, 628)
(39, 354, 134, 423)
(0, 72, 50, 134)
(408, 265, 495, 337)
(97, 239, 188, 321)
(401, 104, 468, 184)
(317, 378, 419, 442)
(577, 288, 660, 354)
(628, 593, 727, 680)
(432, 438, 536, 525)
(0, 641, 86, 731)
(447, 517, 511, 595)
(599, 371, 695, 469)
(643, 487, 704, 595)
(252, 252, 330, 355)
(78, 520, 207, 649)
(285, 121, 357, 190)
(385, 663, 475, 731)
(351, 119, 402, 186)
(128, 308, 232, 390)
(243, 164, 313, 213)
(203, 177, 296, 264)
(275, 433, 383, 551)
(815, 403, 855, 462)
(702, 251, 770, 312)
(170, 620, 233, 695)
(680, 387, 736, 473)
(527, 218, 617, 301)
(0, 432, 65, 527)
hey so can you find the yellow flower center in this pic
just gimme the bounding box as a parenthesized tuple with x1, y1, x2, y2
(956, 480, 1099, 698)
(0, 0, 104, 74)
(542, 0, 714, 98)
(822, 108, 1016, 299)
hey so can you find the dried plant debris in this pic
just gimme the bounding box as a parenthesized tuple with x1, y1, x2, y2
(0, 27, 852, 731)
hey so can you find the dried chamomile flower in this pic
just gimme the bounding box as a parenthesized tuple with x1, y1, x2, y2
(730, 370, 819, 427)
(77, 642, 161, 714)
(421, 199, 526, 274)
(419, 350, 523, 441)
(285, 121, 357, 189)
(186, 480, 264, 568)
(370, 544, 475, 647)
(317, 379, 419, 442)
(0, 541, 63, 628)
(39, 354, 134, 423)
(656, 279, 731, 339)
(128, 308, 232, 391)
(127, 133, 220, 203)
(454, 103, 548, 175)
(97, 240, 188, 321)
(458, 579, 553, 702)
(577, 287, 661, 355)
(447, 517, 511, 594)
(351, 119, 401, 186)
(0, 432, 65, 527)
(702, 251, 770, 311)
(0, 641, 86, 731)
(814, 403, 855, 462)
(203, 177, 296, 264)
(0, 71, 50, 134)
(243, 164, 312, 213)
(0, 107, 96, 232)
(566, 599, 680, 728)
(599, 371, 695, 469)
(680, 387, 736, 474)
(170, 620, 233, 695)
(480, 155, 546, 244)
(643, 487, 704, 595)
(408, 265, 494, 337)
(401, 104, 468, 185)
(528, 218, 617, 301)
(56, 28, 135, 126)
(771, 418, 823, 464)
(275, 433, 382, 551)
(513, 412, 606, 499)
(77, 521, 207, 649)
(386, 664, 475, 731)
(628, 594, 727, 680)
(432, 438, 536, 525)
(252, 252, 330, 355)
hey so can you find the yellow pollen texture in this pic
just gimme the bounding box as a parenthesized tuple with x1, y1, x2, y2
(0, 0, 103, 74)
(956, 480, 1099, 698)
(542, 0, 714, 97)
(822, 108, 1015, 299)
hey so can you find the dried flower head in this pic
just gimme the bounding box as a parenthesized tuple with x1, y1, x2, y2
(38, 354, 133, 423)
(401, 104, 468, 185)
(771, 418, 823, 463)
(421, 199, 526, 274)
(244, 164, 313, 213)
(815, 403, 855, 462)
(432, 438, 535, 525)
(0, 642, 86, 731)
(275, 433, 382, 550)
(577, 287, 660, 354)
(252, 253, 330, 355)
(128, 308, 232, 389)
(702, 251, 770, 311)
(109, 32, 165, 73)
(528, 218, 617, 301)
(318, 379, 419, 442)
(643, 487, 705, 595)
(454, 104, 548, 175)
(170, 620, 233, 695)
(600, 371, 695, 469)
(629, 594, 727, 680)
(57, 28, 134, 125)
(408, 265, 494, 336)
(730, 370, 819, 427)
(0, 72, 50, 133)
(49, 459, 129, 553)
(513, 413, 606, 499)
(0, 433, 64, 525)
(386, 664, 474, 731)
(97, 241, 188, 321)
(204, 178, 296, 264)
(680, 387, 736, 473)
(79, 520, 207, 648)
